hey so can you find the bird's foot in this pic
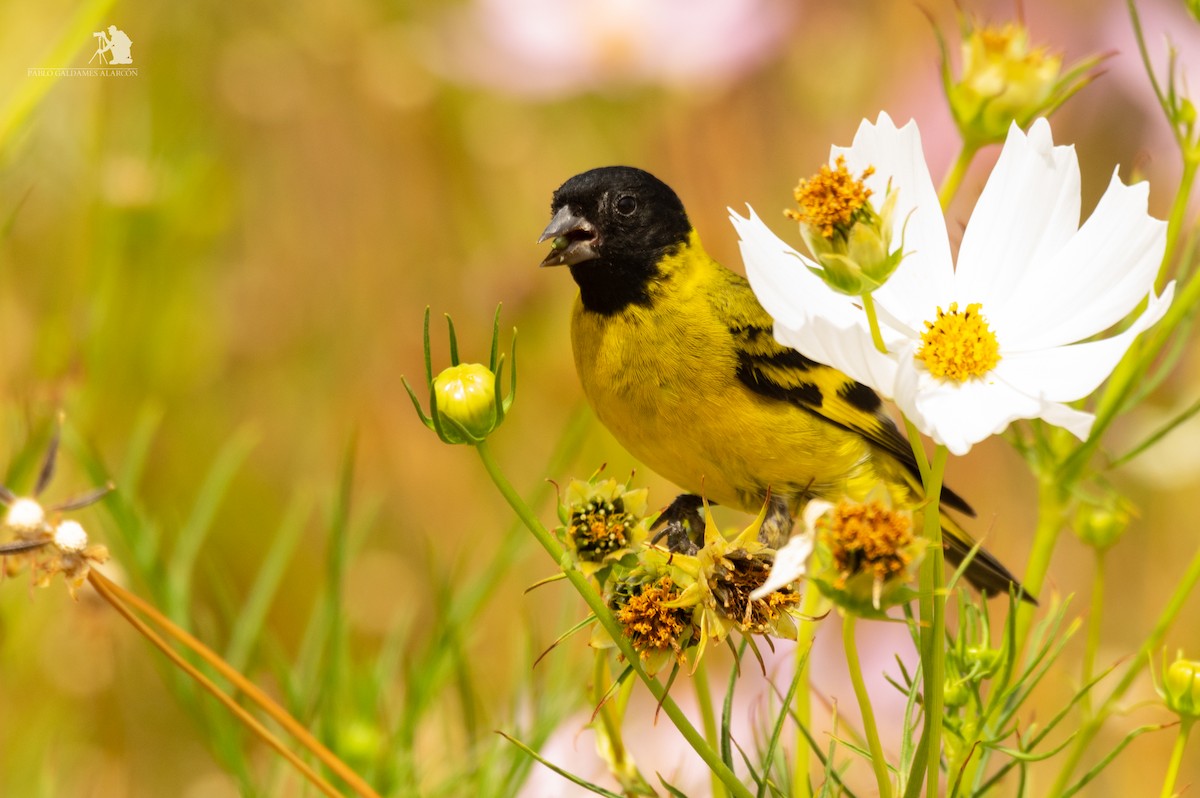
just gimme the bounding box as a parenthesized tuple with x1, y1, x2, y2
(758, 494, 794, 549)
(651, 494, 707, 555)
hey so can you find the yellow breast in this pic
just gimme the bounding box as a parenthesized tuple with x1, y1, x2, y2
(569, 244, 877, 513)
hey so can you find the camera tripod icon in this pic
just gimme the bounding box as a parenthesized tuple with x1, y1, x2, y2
(89, 25, 132, 65)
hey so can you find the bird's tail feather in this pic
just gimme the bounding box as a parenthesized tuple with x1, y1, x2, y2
(941, 511, 1037, 605)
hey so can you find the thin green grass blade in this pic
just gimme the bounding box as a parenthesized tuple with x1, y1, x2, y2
(225, 491, 314, 672)
(1059, 724, 1171, 798)
(495, 732, 625, 798)
(165, 427, 258, 623)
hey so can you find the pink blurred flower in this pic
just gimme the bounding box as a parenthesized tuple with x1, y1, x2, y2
(433, 0, 797, 98)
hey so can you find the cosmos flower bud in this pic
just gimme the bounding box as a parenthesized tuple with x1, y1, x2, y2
(1164, 655, 1200, 720)
(404, 306, 516, 445)
(1073, 496, 1133, 551)
(433, 363, 498, 440)
(941, 20, 1103, 147)
(785, 156, 905, 296)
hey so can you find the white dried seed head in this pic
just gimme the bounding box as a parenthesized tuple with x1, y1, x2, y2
(5, 498, 47, 532)
(53, 520, 89, 553)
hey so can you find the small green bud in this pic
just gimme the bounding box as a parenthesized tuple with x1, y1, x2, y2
(336, 718, 385, 769)
(1165, 656, 1200, 720)
(964, 644, 1003, 679)
(944, 679, 970, 708)
(404, 305, 516, 445)
(1179, 98, 1197, 128)
(434, 362, 498, 440)
(1073, 496, 1133, 551)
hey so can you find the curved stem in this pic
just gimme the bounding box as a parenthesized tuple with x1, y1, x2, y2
(920, 446, 949, 798)
(792, 584, 825, 796)
(474, 441, 753, 798)
(938, 144, 979, 211)
(1159, 719, 1194, 798)
(1082, 550, 1107, 717)
(1016, 477, 1065, 647)
(88, 570, 354, 798)
(861, 292, 889, 354)
(693, 657, 726, 798)
(843, 614, 892, 797)
(1051, 542, 1200, 792)
(1161, 155, 1199, 290)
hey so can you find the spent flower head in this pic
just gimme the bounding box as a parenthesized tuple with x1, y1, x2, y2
(404, 305, 516, 445)
(1, 420, 114, 598)
(735, 113, 1172, 455)
(663, 499, 805, 666)
(940, 18, 1105, 147)
(784, 155, 905, 295)
(800, 492, 926, 616)
(600, 559, 697, 676)
(558, 472, 649, 577)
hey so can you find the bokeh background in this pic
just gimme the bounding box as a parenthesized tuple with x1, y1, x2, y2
(1, 0, 1199, 795)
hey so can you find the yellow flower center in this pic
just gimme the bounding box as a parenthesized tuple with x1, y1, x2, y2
(828, 500, 914, 584)
(917, 302, 1001, 382)
(785, 155, 875, 239)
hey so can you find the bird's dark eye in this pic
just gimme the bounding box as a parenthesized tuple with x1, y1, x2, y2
(615, 194, 638, 216)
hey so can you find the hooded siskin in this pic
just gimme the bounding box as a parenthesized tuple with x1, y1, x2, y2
(540, 165, 1029, 600)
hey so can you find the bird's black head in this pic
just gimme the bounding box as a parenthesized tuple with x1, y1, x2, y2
(540, 166, 692, 315)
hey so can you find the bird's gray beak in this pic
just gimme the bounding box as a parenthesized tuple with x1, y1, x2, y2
(538, 205, 599, 267)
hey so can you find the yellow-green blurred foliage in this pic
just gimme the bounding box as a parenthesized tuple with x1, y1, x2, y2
(1, 0, 1197, 795)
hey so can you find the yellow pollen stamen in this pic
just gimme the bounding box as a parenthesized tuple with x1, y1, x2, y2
(785, 155, 875, 239)
(828, 500, 914, 585)
(917, 302, 1001, 382)
(616, 578, 688, 656)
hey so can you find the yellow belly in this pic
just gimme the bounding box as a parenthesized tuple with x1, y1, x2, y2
(571, 296, 878, 514)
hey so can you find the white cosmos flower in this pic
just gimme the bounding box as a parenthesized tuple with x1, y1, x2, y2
(731, 113, 1173, 456)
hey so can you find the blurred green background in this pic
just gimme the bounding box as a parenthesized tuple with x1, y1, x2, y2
(1, 0, 1198, 795)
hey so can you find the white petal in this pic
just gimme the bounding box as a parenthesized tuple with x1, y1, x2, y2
(955, 120, 1081, 314)
(771, 311, 902, 397)
(731, 207, 860, 329)
(749, 530, 814, 600)
(994, 171, 1168, 351)
(895, 360, 1043, 455)
(832, 112, 954, 328)
(732, 206, 903, 395)
(992, 283, 1175, 402)
(1034, 401, 1095, 441)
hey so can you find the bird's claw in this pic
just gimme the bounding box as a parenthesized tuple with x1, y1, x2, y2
(651, 493, 707, 555)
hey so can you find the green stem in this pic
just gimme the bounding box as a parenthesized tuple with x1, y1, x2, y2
(693, 657, 726, 798)
(592, 651, 640, 787)
(938, 143, 979, 211)
(1016, 477, 1066, 647)
(1050, 542, 1200, 793)
(843, 613, 892, 797)
(1161, 154, 1199, 291)
(861, 292, 889, 354)
(474, 441, 753, 798)
(792, 584, 824, 797)
(918, 446, 949, 798)
(1159, 719, 1194, 798)
(1082, 549, 1107, 718)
